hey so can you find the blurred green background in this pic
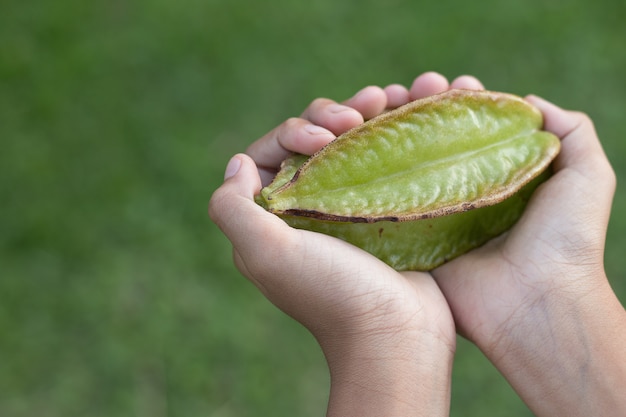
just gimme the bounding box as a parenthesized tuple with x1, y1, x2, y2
(1, 0, 625, 415)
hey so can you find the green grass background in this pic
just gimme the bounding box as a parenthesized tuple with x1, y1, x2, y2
(1, 0, 625, 415)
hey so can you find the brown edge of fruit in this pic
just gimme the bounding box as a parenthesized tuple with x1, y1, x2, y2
(268, 89, 537, 199)
(264, 89, 558, 223)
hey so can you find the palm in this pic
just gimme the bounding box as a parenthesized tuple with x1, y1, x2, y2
(432, 149, 610, 349)
(238, 74, 481, 343)
(245, 219, 454, 344)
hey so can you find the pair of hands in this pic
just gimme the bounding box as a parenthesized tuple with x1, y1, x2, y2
(210, 72, 625, 416)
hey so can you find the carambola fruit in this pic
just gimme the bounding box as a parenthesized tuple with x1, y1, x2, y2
(255, 89, 561, 270)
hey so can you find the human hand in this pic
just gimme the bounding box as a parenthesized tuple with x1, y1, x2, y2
(431, 87, 626, 415)
(209, 73, 481, 416)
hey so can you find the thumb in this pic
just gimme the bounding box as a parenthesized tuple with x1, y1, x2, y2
(523, 95, 615, 241)
(220, 153, 261, 198)
(525, 95, 614, 185)
(209, 153, 263, 237)
(209, 153, 290, 257)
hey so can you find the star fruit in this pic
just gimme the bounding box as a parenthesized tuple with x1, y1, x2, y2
(256, 89, 561, 271)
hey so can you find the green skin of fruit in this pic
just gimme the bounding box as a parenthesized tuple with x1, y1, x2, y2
(256, 89, 560, 271)
(271, 171, 548, 271)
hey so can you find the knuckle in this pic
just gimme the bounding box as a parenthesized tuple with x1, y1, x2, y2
(207, 194, 222, 224)
(309, 97, 333, 108)
(601, 160, 617, 190)
(276, 117, 306, 146)
(306, 98, 334, 116)
(573, 110, 593, 126)
(208, 186, 230, 225)
(283, 116, 305, 130)
(568, 110, 595, 134)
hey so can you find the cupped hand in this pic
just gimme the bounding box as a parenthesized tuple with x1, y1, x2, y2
(210, 75, 459, 347)
(432, 95, 617, 346)
(432, 88, 626, 416)
(211, 72, 489, 349)
(211, 71, 626, 416)
(209, 72, 488, 416)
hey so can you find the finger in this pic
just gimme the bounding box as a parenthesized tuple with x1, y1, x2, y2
(409, 72, 450, 100)
(210, 154, 303, 296)
(450, 75, 485, 90)
(301, 98, 364, 136)
(209, 154, 292, 256)
(342, 85, 388, 120)
(525, 95, 616, 226)
(246, 117, 335, 174)
(525, 95, 614, 181)
(383, 83, 411, 109)
(525, 95, 588, 139)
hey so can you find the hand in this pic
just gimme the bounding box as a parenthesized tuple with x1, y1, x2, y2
(431, 88, 626, 415)
(209, 72, 480, 417)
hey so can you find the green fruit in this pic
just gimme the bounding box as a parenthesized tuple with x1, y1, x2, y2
(256, 89, 561, 270)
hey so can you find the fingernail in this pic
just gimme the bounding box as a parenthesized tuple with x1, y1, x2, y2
(304, 124, 331, 135)
(328, 103, 352, 114)
(224, 155, 241, 180)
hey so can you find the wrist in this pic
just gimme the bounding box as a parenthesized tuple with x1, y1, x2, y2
(321, 308, 455, 417)
(480, 277, 626, 417)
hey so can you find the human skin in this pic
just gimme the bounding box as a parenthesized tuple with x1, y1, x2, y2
(209, 73, 485, 417)
(432, 94, 626, 416)
(210, 72, 626, 416)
